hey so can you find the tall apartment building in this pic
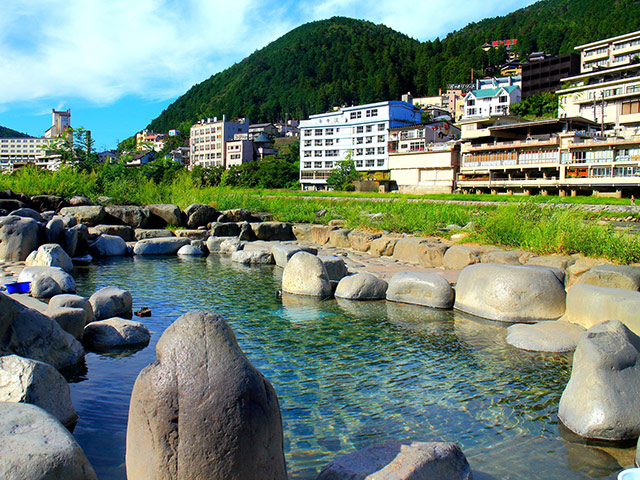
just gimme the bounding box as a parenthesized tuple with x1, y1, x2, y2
(299, 101, 420, 190)
(189, 116, 249, 168)
(577, 30, 640, 73)
(44, 109, 71, 138)
(521, 53, 580, 98)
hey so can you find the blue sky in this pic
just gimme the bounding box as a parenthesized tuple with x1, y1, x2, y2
(0, 0, 537, 151)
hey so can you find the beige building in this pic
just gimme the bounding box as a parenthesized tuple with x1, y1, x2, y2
(577, 30, 640, 73)
(226, 140, 254, 167)
(190, 116, 249, 168)
(44, 109, 71, 138)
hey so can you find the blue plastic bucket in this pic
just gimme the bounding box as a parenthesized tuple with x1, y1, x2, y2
(619, 468, 640, 480)
(5, 282, 31, 294)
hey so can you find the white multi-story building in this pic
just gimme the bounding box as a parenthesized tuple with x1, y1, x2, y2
(299, 101, 420, 190)
(577, 30, 640, 73)
(189, 116, 249, 168)
(463, 76, 522, 119)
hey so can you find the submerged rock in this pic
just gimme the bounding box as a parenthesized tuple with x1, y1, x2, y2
(231, 249, 274, 265)
(133, 237, 191, 255)
(126, 310, 287, 480)
(506, 321, 585, 352)
(83, 318, 150, 351)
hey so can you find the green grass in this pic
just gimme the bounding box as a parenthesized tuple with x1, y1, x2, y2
(1, 167, 638, 263)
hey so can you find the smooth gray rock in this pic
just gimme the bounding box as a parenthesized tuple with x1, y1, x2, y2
(527, 255, 575, 271)
(222, 208, 257, 222)
(318, 255, 349, 282)
(442, 245, 482, 270)
(328, 228, 352, 249)
(220, 237, 244, 254)
(59, 206, 105, 227)
(0, 402, 96, 480)
(579, 264, 640, 291)
(250, 221, 295, 241)
(206, 236, 227, 253)
(147, 204, 183, 227)
(18, 266, 75, 294)
(133, 237, 191, 255)
(184, 203, 217, 228)
(92, 224, 134, 242)
(45, 217, 65, 244)
(386, 271, 455, 309)
(126, 310, 287, 480)
(177, 244, 205, 256)
(26, 244, 74, 272)
(104, 205, 152, 228)
(454, 264, 566, 322)
(0, 292, 84, 370)
(316, 440, 472, 480)
(88, 234, 127, 256)
(31, 194, 66, 212)
(89, 286, 133, 320)
(480, 249, 525, 265)
(31, 276, 62, 299)
(231, 249, 274, 264)
(69, 195, 92, 206)
(270, 244, 318, 268)
(335, 273, 388, 300)
(562, 283, 640, 335)
(210, 222, 241, 237)
(0, 215, 39, 261)
(46, 306, 86, 340)
(61, 215, 78, 228)
(83, 318, 150, 351)
(559, 320, 640, 441)
(0, 355, 77, 427)
(506, 321, 585, 352)
(282, 252, 332, 297)
(9, 207, 44, 222)
(134, 228, 174, 240)
(239, 221, 256, 241)
(48, 294, 94, 325)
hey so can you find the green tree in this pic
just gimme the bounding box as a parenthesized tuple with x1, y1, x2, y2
(326, 153, 361, 191)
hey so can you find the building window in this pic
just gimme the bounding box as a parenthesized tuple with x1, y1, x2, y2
(378, 135, 385, 142)
(303, 162, 312, 168)
(315, 140, 323, 146)
(378, 123, 385, 131)
(355, 160, 363, 167)
(325, 128, 334, 135)
(314, 161, 322, 168)
(365, 137, 373, 144)
(315, 129, 323, 136)
(325, 139, 333, 146)
(366, 109, 378, 117)
(356, 137, 364, 144)
(356, 126, 364, 133)
(350, 111, 362, 119)
(366, 159, 374, 167)
(304, 130, 311, 136)
(366, 125, 373, 132)
(499, 96, 508, 103)
(304, 140, 311, 147)
(325, 161, 333, 168)
(314, 151, 322, 157)
(366, 148, 375, 155)
(326, 150, 338, 157)
(467, 108, 476, 116)
(377, 159, 384, 166)
(378, 147, 385, 154)
(622, 100, 640, 115)
(356, 149, 363, 156)
(467, 99, 475, 106)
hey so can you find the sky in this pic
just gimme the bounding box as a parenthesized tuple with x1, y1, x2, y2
(0, 0, 537, 151)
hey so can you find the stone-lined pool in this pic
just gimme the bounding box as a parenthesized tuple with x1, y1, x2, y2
(68, 255, 634, 479)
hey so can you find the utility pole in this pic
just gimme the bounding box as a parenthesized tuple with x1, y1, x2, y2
(600, 92, 605, 136)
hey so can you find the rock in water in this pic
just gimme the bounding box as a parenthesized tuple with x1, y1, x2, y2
(282, 251, 332, 297)
(558, 320, 640, 441)
(83, 318, 150, 351)
(25, 243, 74, 272)
(126, 310, 287, 480)
(0, 402, 96, 479)
(386, 271, 454, 309)
(335, 273, 388, 300)
(89, 286, 133, 320)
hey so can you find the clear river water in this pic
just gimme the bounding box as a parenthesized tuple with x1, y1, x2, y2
(67, 255, 635, 479)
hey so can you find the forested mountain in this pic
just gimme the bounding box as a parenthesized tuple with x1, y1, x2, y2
(0, 126, 29, 138)
(148, 0, 640, 132)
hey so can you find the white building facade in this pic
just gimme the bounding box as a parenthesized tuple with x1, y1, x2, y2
(190, 116, 249, 168)
(299, 101, 420, 190)
(577, 30, 640, 73)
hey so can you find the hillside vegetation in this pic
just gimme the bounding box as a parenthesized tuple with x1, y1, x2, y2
(0, 126, 29, 138)
(149, 0, 640, 131)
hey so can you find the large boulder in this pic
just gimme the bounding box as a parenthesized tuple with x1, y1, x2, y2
(10, 207, 44, 222)
(126, 310, 287, 480)
(282, 252, 332, 297)
(88, 233, 127, 256)
(579, 264, 640, 291)
(392, 237, 449, 267)
(562, 283, 640, 335)
(558, 320, 640, 441)
(348, 230, 381, 253)
(0, 215, 39, 261)
(318, 255, 349, 283)
(250, 221, 295, 241)
(270, 244, 318, 268)
(64, 224, 89, 258)
(454, 264, 566, 322)
(184, 203, 217, 229)
(83, 318, 150, 351)
(210, 222, 241, 237)
(147, 204, 184, 227)
(335, 273, 388, 300)
(292, 223, 313, 242)
(134, 228, 175, 240)
(386, 271, 455, 309)
(442, 245, 482, 270)
(59, 206, 105, 227)
(328, 228, 352, 249)
(506, 321, 585, 353)
(0, 402, 97, 480)
(177, 244, 205, 256)
(316, 440, 472, 480)
(104, 205, 152, 228)
(133, 237, 191, 255)
(0, 355, 77, 427)
(89, 286, 133, 320)
(0, 292, 84, 370)
(45, 306, 86, 340)
(31, 276, 62, 299)
(221, 208, 258, 223)
(231, 249, 274, 265)
(30, 194, 66, 213)
(48, 294, 94, 325)
(92, 224, 134, 242)
(18, 266, 75, 294)
(369, 235, 398, 257)
(45, 216, 65, 244)
(26, 243, 74, 272)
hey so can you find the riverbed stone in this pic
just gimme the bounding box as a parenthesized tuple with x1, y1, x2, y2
(282, 252, 332, 297)
(45, 306, 86, 340)
(59, 206, 105, 227)
(335, 273, 388, 300)
(10, 207, 44, 222)
(0, 292, 84, 370)
(480, 249, 527, 265)
(147, 204, 183, 227)
(134, 228, 174, 240)
(565, 257, 608, 288)
(0, 402, 97, 480)
(133, 237, 191, 255)
(0, 355, 77, 427)
(562, 283, 640, 335)
(239, 221, 256, 241)
(210, 221, 241, 237)
(0, 215, 39, 261)
(221, 208, 257, 223)
(83, 318, 150, 351)
(220, 237, 244, 254)
(250, 221, 295, 241)
(443, 245, 482, 270)
(45, 216, 65, 244)
(93, 224, 134, 242)
(527, 255, 576, 271)
(69, 195, 91, 207)
(104, 205, 151, 228)
(26, 243, 74, 272)
(48, 294, 94, 325)
(18, 266, 75, 294)
(454, 264, 566, 322)
(328, 228, 352, 248)
(270, 244, 318, 268)
(348, 230, 381, 253)
(392, 237, 449, 267)
(126, 310, 287, 480)
(292, 223, 313, 242)
(31, 194, 66, 213)
(231, 249, 274, 265)
(316, 440, 472, 480)
(369, 235, 398, 257)
(177, 244, 205, 256)
(558, 320, 640, 441)
(89, 286, 133, 320)
(386, 271, 455, 309)
(174, 229, 209, 241)
(88, 234, 127, 256)
(579, 264, 640, 291)
(31, 276, 62, 299)
(318, 254, 349, 283)
(64, 224, 89, 258)
(185, 203, 217, 228)
(311, 225, 336, 245)
(506, 321, 585, 352)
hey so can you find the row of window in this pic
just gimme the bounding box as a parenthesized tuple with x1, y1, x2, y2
(584, 46, 609, 57)
(304, 123, 387, 136)
(303, 147, 386, 158)
(349, 108, 378, 120)
(0, 139, 42, 143)
(355, 159, 385, 167)
(613, 39, 640, 50)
